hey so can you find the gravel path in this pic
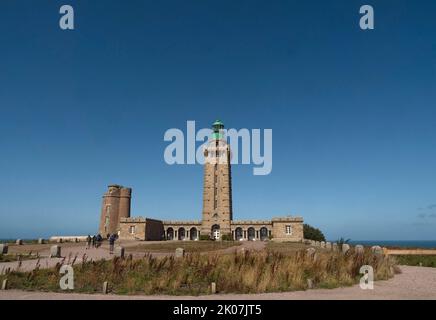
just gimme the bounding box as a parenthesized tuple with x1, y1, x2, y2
(1, 266, 435, 300)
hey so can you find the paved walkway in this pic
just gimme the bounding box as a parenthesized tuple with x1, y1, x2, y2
(0, 266, 435, 300)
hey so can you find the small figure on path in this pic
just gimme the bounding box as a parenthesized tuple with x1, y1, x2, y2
(91, 235, 96, 248)
(96, 234, 103, 248)
(109, 234, 116, 254)
(86, 235, 91, 250)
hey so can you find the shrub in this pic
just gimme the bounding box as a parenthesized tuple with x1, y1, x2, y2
(336, 237, 351, 249)
(303, 224, 326, 242)
(220, 234, 233, 241)
(199, 235, 211, 241)
(394, 255, 436, 268)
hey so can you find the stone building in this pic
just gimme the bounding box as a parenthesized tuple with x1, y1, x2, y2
(99, 120, 304, 242)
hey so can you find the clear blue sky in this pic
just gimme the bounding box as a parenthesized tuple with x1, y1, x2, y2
(1, 0, 435, 240)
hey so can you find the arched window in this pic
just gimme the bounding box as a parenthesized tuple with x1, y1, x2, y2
(178, 227, 186, 240)
(235, 227, 243, 241)
(260, 227, 268, 241)
(211, 224, 220, 240)
(247, 227, 255, 241)
(190, 227, 198, 240)
(167, 228, 174, 240)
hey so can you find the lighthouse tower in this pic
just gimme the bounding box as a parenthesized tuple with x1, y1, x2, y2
(200, 120, 233, 240)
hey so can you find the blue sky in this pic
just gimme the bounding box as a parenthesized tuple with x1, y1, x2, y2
(0, 0, 435, 240)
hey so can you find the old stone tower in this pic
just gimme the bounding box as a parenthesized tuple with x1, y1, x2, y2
(200, 120, 233, 240)
(98, 185, 131, 235)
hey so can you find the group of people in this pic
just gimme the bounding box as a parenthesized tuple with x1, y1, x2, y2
(86, 233, 119, 254)
(86, 234, 102, 249)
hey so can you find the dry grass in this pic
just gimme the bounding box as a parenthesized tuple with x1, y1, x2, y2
(266, 242, 312, 254)
(0, 253, 39, 262)
(7, 242, 85, 255)
(126, 241, 241, 253)
(0, 248, 396, 295)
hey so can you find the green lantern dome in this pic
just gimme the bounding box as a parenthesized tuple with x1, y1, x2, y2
(212, 119, 224, 128)
(212, 119, 225, 140)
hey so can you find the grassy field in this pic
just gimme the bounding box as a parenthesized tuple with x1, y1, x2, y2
(0, 253, 39, 262)
(126, 241, 241, 253)
(266, 241, 312, 254)
(6, 242, 85, 255)
(393, 255, 436, 268)
(0, 239, 40, 245)
(0, 249, 396, 295)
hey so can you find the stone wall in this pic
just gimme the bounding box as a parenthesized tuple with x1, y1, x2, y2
(119, 218, 146, 240)
(145, 218, 165, 241)
(49, 236, 88, 242)
(119, 217, 164, 241)
(271, 217, 304, 242)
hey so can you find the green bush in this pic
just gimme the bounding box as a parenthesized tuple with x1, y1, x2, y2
(199, 235, 211, 241)
(394, 255, 436, 268)
(303, 224, 326, 242)
(221, 234, 233, 241)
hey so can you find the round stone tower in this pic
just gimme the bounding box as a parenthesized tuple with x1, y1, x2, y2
(98, 185, 131, 236)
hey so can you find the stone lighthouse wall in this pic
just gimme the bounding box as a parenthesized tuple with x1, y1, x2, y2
(201, 139, 233, 238)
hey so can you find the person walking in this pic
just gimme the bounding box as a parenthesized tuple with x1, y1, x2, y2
(96, 234, 103, 248)
(91, 235, 96, 248)
(109, 234, 116, 254)
(86, 235, 91, 249)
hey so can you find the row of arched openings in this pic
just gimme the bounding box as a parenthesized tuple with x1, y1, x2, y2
(166, 227, 198, 241)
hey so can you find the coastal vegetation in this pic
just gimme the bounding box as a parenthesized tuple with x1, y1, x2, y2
(393, 255, 436, 268)
(0, 253, 38, 263)
(0, 248, 396, 295)
(266, 241, 310, 254)
(126, 241, 240, 253)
